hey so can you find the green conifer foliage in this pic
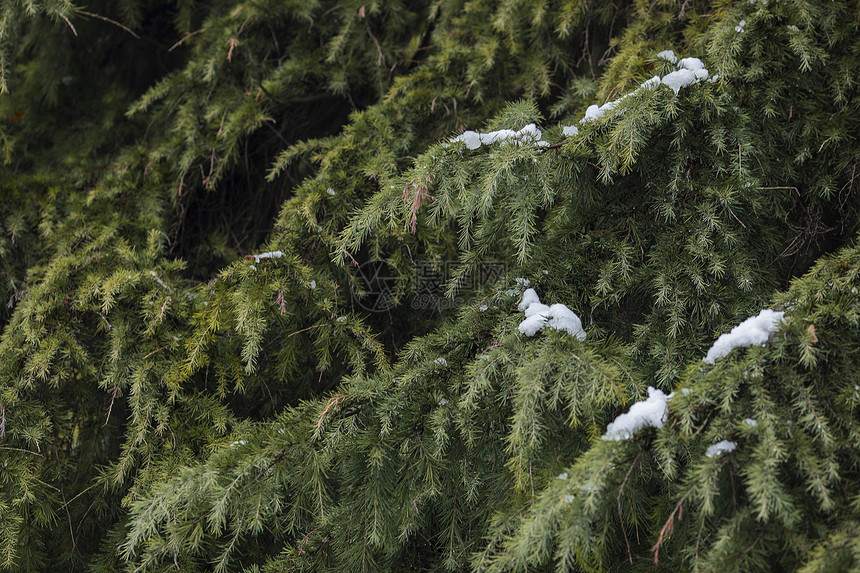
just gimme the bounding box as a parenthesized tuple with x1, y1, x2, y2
(1, 0, 859, 571)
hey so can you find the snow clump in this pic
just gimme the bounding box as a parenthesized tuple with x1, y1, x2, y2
(705, 440, 737, 458)
(703, 309, 785, 364)
(661, 69, 699, 95)
(250, 250, 285, 263)
(517, 288, 586, 340)
(451, 123, 549, 150)
(601, 387, 670, 441)
(735, 19, 746, 33)
(656, 50, 678, 64)
(743, 418, 757, 427)
(576, 51, 710, 125)
(641, 75, 662, 90)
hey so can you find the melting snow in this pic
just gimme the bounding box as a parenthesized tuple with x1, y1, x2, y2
(602, 387, 670, 441)
(577, 51, 710, 125)
(641, 75, 662, 90)
(705, 440, 737, 458)
(251, 250, 285, 263)
(451, 123, 548, 150)
(661, 69, 699, 95)
(562, 125, 579, 137)
(703, 309, 785, 364)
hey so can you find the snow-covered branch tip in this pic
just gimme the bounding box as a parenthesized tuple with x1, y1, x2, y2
(703, 309, 784, 364)
(245, 250, 285, 263)
(517, 288, 586, 340)
(601, 387, 670, 441)
(450, 123, 548, 151)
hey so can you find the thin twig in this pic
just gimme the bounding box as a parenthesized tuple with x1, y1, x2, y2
(169, 29, 204, 52)
(103, 386, 119, 427)
(73, 9, 140, 39)
(59, 14, 78, 36)
(0, 446, 43, 457)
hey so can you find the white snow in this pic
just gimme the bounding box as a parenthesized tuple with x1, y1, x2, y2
(251, 250, 285, 263)
(438, 398, 448, 406)
(230, 440, 247, 447)
(518, 288, 542, 312)
(575, 51, 710, 127)
(562, 125, 579, 137)
(558, 472, 568, 480)
(735, 19, 746, 33)
(601, 387, 670, 441)
(678, 57, 705, 71)
(515, 277, 531, 287)
(703, 309, 785, 364)
(479, 304, 489, 311)
(309, 280, 317, 289)
(743, 418, 757, 427)
(336, 316, 347, 323)
(705, 440, 737, 458)
(451, 123, 547, 150)
(641, 75, 662, 90)
(661, 69, 699, 95)
(326, 188, 336, 196)
(434, 357, 448, 366)
(786, 25, 799, 31)
(564, 494, 575, 503)
(517, 288, 586, 340)
(656, 50, 678, 64)
(581, 104, 604, 123)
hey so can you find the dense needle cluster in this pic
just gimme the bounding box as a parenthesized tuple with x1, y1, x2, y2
(1, 0, 859, 571)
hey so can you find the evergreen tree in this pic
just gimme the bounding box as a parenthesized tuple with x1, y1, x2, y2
(0, 0, 859, 571)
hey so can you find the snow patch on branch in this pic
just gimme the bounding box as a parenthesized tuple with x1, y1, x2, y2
(250, 250, 285, 263)
(703, 309, 785, 364)
(451, 123, 548, 151)
(705, 440, 737, 458)
(575, 51, 711, 125)
(656, 50, 678, 64)
(517, 288, 586, 340)
(601, 387, 670, 441)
